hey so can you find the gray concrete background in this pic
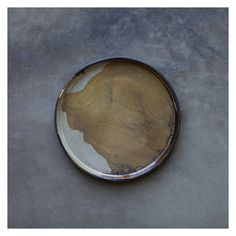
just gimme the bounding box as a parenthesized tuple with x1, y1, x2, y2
(8, 8, 228, 228)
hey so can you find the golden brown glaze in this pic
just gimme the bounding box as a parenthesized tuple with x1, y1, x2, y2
(62, 62, 175, 174)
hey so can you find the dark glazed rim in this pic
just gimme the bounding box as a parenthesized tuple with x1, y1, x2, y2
(55, 57, 181, 181)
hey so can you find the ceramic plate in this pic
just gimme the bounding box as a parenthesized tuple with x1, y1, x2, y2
(55, 58, 180, 181)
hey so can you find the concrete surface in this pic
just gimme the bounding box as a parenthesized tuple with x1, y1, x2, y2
(8, 8, 228, 228)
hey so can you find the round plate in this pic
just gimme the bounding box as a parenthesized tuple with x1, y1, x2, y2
(55, 58, 180, 181)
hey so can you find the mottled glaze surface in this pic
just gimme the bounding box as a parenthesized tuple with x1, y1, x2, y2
(56, 59, 178, 178)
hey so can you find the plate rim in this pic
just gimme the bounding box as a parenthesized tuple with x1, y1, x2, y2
(55, 57, 181, 181)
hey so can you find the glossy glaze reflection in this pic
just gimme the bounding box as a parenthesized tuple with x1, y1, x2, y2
(61, 61, 175, 175)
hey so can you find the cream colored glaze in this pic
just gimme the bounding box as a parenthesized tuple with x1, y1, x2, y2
(62, 61, 175, 174)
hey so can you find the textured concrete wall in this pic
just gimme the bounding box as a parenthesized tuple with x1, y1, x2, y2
(8, 8, 228, 228)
